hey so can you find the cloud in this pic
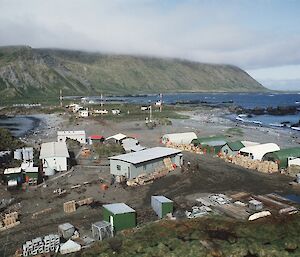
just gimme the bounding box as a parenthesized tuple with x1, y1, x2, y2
(0, 0, 299, 69)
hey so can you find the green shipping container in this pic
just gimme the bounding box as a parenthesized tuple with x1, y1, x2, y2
(151, 196, 174, 218)
(103, 203, 136, 232)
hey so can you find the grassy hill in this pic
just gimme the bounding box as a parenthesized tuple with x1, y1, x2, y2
(0, 46, 266, 101)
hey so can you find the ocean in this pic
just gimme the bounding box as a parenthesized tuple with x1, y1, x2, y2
(0, 115, 40, 137)
(104, 92, 300, 109)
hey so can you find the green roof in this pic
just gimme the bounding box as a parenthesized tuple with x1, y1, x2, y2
(226, 141, 244, 151)
(192, 135, 227, 146)
(263, 147, 300, 169)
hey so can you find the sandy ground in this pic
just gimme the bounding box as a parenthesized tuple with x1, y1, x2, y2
(1, 106, 300, 256)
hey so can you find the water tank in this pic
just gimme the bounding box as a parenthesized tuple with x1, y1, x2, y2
(14, 149, 22, 160)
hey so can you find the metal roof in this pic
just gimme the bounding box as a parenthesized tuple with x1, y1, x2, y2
(162, 132, 197, 143)
(226, 141, 245, 151)
(192, 135, 227, 145)
(92, 221, 111, 229)
(4, 167, 22, 175)
(239, 143, 280, 160)
(152, 196, 173, 203)
(58, 223, 74, 231)
(40, 142, 69, 159)
(106, 133, 127, 141)
(202, 140, 227, 147)
(263, 147, 300, 168)
(130, 145, 146, 152)
(89, 135, 104, 140)
(103, 203, 135, 214)
(109, 147, 181, 165)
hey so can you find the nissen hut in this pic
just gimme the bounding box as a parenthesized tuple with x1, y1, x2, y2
(263, 147, 300, 169)
(109, 147, 182, 179)
(161, 132, 197, 145)
(239, 143, 280, 161)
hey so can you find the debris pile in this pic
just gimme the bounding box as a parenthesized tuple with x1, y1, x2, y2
(185, 206, 212, 219)
(0, 211, 20, 231)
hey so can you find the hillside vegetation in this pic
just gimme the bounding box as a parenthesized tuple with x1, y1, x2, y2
(0, 46, 266, 100)
(76, 215, 300, 257)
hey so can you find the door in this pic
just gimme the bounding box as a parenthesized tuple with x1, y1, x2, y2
(127, 167, 131, 179)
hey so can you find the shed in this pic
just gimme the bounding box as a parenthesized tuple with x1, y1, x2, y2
(239, 143, 280, 161)
(201, 140, 227, 154)
(40, 142, 69, 174)
(106, 133, 127, 144)
(192, 135, 227, 146)
(58, 223, 75, 239)
(161, 132, 197, 145)
(151, 196, 174, 218)
(221, 141, 245, 156)
(88, 135, 104, 145)
(262, 147, 300, 169)
(249, 200, 263, 211)
(102, 203, 136, 232)
(91, 221, 113, 240)
(109, 147, 183, 179)
(4, 167, 23, 185)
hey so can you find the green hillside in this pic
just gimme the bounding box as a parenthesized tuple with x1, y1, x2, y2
(0, 46, 266, 100)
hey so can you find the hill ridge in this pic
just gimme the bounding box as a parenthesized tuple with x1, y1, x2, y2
(0, 46, 266, 100)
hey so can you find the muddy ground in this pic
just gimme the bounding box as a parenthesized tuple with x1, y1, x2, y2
(1, 108, 300, 256)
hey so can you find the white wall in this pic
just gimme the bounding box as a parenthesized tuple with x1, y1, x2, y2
(289, 158, 300, 167)
(42, 156, 68, 173)
(58, 132, 86, 144)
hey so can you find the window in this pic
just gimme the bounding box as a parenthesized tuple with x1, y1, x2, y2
(117, 165, 121, 171)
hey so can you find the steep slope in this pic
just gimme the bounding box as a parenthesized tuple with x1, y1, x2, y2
(0, 46, 266, 100)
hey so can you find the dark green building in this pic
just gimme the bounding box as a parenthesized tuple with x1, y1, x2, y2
(102, 203, 136, 232)
(263, 147, 300, 169)
(221, 141, 245, 156)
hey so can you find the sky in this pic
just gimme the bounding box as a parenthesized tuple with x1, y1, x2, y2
(0, 0, 300, 91)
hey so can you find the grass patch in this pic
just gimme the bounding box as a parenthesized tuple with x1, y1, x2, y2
(93, 143, 125, 157)
(225, 127, 244, 137)
(91, 104, 189, 122)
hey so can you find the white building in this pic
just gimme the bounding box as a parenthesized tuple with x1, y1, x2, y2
(94, 109, 108, 114)
(68, 104, 83, 113)
(161, 132, 197, 145)
(239, 143, 280, 161)
(112, 109, 120, 115)
(57, 131, 86, 144)
(106, 133, 127, 144)
(288, 157, 300, 167)
(79, 109, 89, 117)
(40, 142, 69, 175)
